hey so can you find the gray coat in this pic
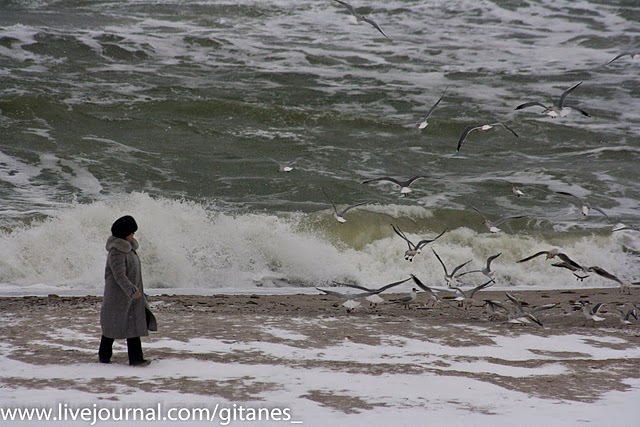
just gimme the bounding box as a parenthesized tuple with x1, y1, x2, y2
(101, 236, 157, 339)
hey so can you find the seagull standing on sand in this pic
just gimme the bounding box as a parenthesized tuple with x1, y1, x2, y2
(391, 224, 447, 261)
(515, 82, 589, 118)
(418, 87, 448, 129)
(333, 0, 389, 39)
(362, 175, 428, 196)
(321, 189, 368, 223)
(456, 122, 519, 154)
(390, 288, 418, 309)
(334, 277, 412, 307)
(470, 206, 524, 233)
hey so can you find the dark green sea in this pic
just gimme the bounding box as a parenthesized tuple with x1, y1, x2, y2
(0, 0, 639, 292)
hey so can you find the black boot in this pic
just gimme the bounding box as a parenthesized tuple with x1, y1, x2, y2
(127, 337, 149, 366)
(98, 335, 114, 364)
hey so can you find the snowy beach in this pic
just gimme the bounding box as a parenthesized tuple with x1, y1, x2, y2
(1, 287, 639, 426)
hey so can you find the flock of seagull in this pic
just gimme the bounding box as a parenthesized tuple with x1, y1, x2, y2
(270, 2, 639, 327)
(314, 243, 640, 328)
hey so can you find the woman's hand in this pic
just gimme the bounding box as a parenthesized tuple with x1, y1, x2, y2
(132, 290, 143, 299)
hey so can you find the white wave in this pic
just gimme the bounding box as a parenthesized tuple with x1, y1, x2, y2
(0, 192, 637, 294)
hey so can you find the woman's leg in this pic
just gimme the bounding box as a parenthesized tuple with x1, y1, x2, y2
(126, 337, 148, 366)
(98, 335, 114, 363)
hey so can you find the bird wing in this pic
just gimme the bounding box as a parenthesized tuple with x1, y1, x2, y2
(339, 200, 369, 215)
(607, 53, 630, 64)
(333, 0, 357, 16)
(522, 313, 543, 327)
(467, 279, 495, 298)
(405, 175, 428, 185)
(558, 82, 583, 109)
(485, 299, 509, 312)
(555, 253, 585, 271)
(391, 224, 415, 250)
(592, 302, 605, 314)
(515, 101, 548, 111)
(415, 228, 448, 250)
(361, 16, 389, 39)
(564, 105, 590, 117)
(555, 190, 583, 201)
(424, 87, 448, 119)
(612, 226, 640, 232)
(517, 251, 550, 263)
(470, 205, 488, 220)
(586, 266, 622, 285)
(551, 261, 580, 272)
(492, 215, 524, 227)
(486, 252, 502, 269)
(410, 274, 433, 294)
(362, 176, 401, 186)
(335, 282, 374, 292)
(316, 287, 346, 298)
(588, 204, 609, 219)
(431, 248, 449, 276)
(321, 188, 338, 214)
(451, 260, 474, 276)
(456, 125, 481, 153)
(505, 292, 525, 313)
(531, 303, 558, 314)
(454, 268, 482, 278)
(374, 277, 412, 293)
(493, 122, 519, 138)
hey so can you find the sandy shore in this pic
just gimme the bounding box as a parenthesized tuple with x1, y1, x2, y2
(1, 287, 639, 423)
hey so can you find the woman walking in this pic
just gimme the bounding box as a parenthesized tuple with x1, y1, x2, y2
(98, 215, 157, 366)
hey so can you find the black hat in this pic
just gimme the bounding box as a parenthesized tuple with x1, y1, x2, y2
(111, 215, 138, 239)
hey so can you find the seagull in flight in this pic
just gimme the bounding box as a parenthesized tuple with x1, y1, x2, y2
(578, 300, 606, 326)
(470, 205, 524, 233)
(517, 248, 569, 263)
(456, 252, 502, 279)
(321, 188, 368, 223)
(616, 306, 637, 328)
(607, 51, 639, 65)
(456, 122, 519, 154)
(585, 266, 638, 295)
(362, 175, 428, 196)
(515, 82, 589, 118)
(418, 87, 448, 130)
(391, 224, 448, 261)
(410, 274, 453, 308)
(334, 277, 412, 307)
(449, 279, 495, 309)
(503, 292, 557, 327)
(333, 0, 389, 39)
(431, 248, 473, 287)
(555, 191, 609, 219)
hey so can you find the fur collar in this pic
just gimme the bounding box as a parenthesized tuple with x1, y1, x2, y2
(106, 235, 139, 253)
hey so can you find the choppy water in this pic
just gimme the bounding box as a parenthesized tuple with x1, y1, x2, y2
(1, 0, 639, 293)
